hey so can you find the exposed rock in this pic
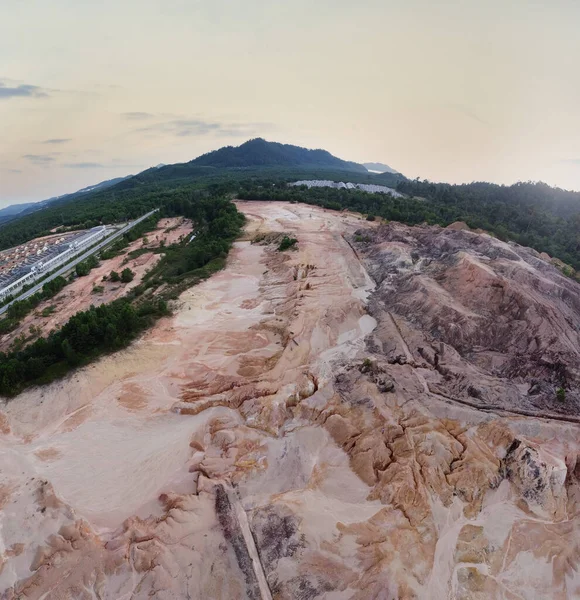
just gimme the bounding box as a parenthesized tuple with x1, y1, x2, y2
(1, 203, 579, 599)
(504, 439, 568, 519)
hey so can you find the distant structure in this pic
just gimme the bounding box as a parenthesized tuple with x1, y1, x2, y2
(362, 162, 400, 175)
(290, 180, 404, 198)
(0, 226, 110, 302)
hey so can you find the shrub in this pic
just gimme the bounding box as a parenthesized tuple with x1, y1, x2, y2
(278, 236, 298, 251)
(109, 270, 121, 282)
(75, 262, 89, 277)
(41, 305, 56, 317)
(556, 387, 566, 402)
(121, 268, 135, 283)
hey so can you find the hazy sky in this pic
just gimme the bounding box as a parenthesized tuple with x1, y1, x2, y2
(2, 0, 580, 207)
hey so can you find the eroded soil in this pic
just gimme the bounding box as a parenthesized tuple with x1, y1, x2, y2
(0, 217, 191, 352)
(0, 202, 578, 599)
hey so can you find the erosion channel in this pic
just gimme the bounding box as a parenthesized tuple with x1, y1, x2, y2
(1, 202, 579, 599)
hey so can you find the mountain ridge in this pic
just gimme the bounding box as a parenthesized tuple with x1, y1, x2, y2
(0, 175, 133, 225)
(191, 138, 368, 172)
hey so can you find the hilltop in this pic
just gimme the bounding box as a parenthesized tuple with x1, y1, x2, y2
(191, 138, 368, 171)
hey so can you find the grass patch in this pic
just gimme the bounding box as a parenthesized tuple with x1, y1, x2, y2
(41, 305, 56, 317)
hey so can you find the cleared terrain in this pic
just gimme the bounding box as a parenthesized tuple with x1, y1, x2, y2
(0, 202, 578, 599)
(0, 217, 191, 352)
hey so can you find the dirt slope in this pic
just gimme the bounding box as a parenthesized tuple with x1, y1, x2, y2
(0, 203, 578, 599)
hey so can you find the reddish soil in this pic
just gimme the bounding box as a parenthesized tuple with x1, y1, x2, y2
(0, 217, 191, 352)
(0, 204, 578, 599)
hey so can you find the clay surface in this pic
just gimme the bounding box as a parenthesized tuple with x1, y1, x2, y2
(0, 203, 578, 599)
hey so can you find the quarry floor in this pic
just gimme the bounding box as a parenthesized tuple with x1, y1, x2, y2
(0, 202, 578, 599)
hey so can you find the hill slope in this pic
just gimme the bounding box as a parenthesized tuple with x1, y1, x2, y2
(363, 161, 399, 174)
(0, 175, 133, 228)
(191, 138, 368, 172)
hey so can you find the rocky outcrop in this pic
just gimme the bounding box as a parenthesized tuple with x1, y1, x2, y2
(359, 221, 580, 418)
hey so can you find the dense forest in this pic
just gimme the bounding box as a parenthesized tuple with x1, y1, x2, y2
(0, 297, 168, 396)
(0, 140, 404, 251)
(239, 180, 580, 270)
(0, 169, 397, 252)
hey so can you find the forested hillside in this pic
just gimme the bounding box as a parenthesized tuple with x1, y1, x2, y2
(191, 138, 368, 171)
(1, 139, 580, 271)
(397, 180, 580, 268)
(0, 172, 401, 252)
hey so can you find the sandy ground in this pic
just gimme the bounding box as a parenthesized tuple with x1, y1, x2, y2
(0, 217, 191, 352)
(0, 202, 578, 599)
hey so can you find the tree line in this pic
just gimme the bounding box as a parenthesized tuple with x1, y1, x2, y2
(238, 181, 580, 270)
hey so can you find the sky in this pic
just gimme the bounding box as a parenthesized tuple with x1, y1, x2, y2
(2, 0, 580, 207)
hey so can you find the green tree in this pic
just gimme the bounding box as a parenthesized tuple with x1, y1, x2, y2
(76, 262, 89, 277)
(121, 268, 135, 283)
(61, 338, 79, 366)
(278, 236, 298, 251)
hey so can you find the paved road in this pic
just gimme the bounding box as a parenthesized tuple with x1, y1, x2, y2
(0, 209, 158, 316)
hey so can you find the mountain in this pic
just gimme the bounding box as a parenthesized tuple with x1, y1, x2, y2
(363, 162, 399, 174)
(0, 175, 133, 228)
(0, 202, 39, 222)
(191, 138, 368, 172)
(74, 176, 131, 195)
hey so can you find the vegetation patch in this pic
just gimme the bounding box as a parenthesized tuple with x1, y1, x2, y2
(40, 305, 56, 317)
(121, 268, 134, 283)
(127, 247, 151, 260)
(0, 277, 67, 335)
(75, 254, 99, 277)
(278, 236, 298, 251)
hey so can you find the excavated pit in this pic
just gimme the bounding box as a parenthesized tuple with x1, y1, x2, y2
(0, 202, 578, 599)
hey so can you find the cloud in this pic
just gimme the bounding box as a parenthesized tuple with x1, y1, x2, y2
(42, 138, 71, 144)
(136, 117, 272, 138)
(63, 161, 139, 169)
(23, 154, 56, 165)
(122, 112, 155, 120)
(0, 81, 49, 100)
(63, 162, 104, 168)
(559, 159, 580, 166)
(449, 103, 491, 127)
